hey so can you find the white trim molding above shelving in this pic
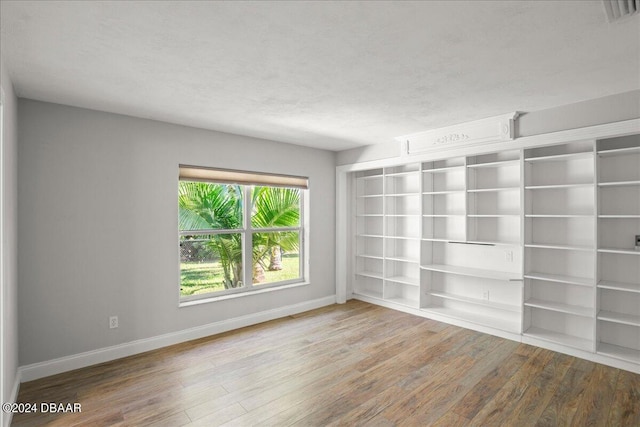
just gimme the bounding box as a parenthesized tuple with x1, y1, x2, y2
(396, 112, 520, 157)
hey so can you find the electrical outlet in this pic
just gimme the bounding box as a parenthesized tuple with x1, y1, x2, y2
(109, 316, 118, 329)
(482, 291, 490, 301)
(505, 250, 513, 262)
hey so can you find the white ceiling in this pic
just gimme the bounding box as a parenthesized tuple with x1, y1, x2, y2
(1, 1, 639, 151)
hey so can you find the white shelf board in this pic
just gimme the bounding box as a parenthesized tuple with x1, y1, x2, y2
(468, 214, 520, 218)
(353, 288, 383, 300)
(357, 194, 384, 198)
(355, 174, 383, 180)
(385, 297, 419, 307)
(598, 180, 640, 187)
(524, 298, 593, 318)
(422, 165, 465, 173)
(467, 187, 520, 193)
(420, 264, 521, 281)
(525, 183, 593, 190)
(467, 159, 520, 168)
(524, 272, 593, 287)
(385, 170, 420, 177)
(386, 213, 420, 217)
(466, 239, 521, 246)
(422, 306, 521, 333)
(524, 151, 593, 162)
(355, 214, 384, 217)
(598, 215, 640, 219)
(430, 291, 521, 312)
(523, 326, 593, 351)
(598, 310, 640, 327)
(597, 343, 640, 364)
(525, 243, 593, 252)
(356, 254, 384, 260)
(385, 235, 420, 241)
(525, 214, 593, 218)
(385, 275, 420, 286)
(422, 214, 465, 218)
(597, 146, 640, 157)
(421, 237, 458, 243)
(356, 234, 384, 238)
(385, 192, 420, 197)
(598, 248, 640, 255)
(422, 190, 466, 195)
(386, 256, 419, 263)
(356, 271, 384, 280)
(598, 280, 640, 294)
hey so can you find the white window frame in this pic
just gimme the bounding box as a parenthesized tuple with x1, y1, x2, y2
(178, 166, 308, 304)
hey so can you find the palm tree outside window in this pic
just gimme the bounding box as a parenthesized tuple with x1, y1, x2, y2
(178, 166, 307, 300)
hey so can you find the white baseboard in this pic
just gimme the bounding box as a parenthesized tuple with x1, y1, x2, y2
(19, 295, 336, 382)
(3, 370, 21, 427)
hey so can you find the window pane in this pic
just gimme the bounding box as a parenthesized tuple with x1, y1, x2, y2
(180, 234, 243, 296)
(252, 231, 300, 285)
(179, 181, 243, 230)
(251, 186, 300, 228)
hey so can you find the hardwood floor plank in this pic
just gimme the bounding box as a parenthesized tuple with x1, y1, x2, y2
(388, 335, 517, 426)
(10, 301, 640, 427)
(189, 403, 247, 427)
(467, 347, 555, 426)
(607, 370, 640, 427)
(535, 364, 596, 427)
(506, 352, 575, 426)
(571, 363, 619, 427)
(451, 350, 528, 419)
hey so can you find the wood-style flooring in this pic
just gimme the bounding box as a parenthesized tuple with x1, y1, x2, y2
(11, 300, 640, 426)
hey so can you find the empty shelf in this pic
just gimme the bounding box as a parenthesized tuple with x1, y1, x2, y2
(598, 248, 640, 255)
(524, 272, 593, 287)
(525, 243, 593, 252)
(597, 146, 640, 157)
(598, 310, 640, 327)
(524, 299, 593, 317)
(598, 180, 640, 187)
(422, 306, 521, 333)
(597, 343, 640, 364)
(525, 183, 593, 190)
(524, 327, 593, 351)
(420, 264, 521, 281)
(467, 159, 520, 168)
(386, 275, 419, 286)
(355, 271, 383, 280)
(467, 187, 520, 193)
(597, 280, 640, 294)
(430, 291, 520, 312)
(525, 152, 593, 162)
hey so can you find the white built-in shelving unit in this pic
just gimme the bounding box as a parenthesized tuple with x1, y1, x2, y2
(384, 165, 422, 307)
(421, 150, 523, 334)
(522, 141, 597, 352)
(349, 132, 640, 373)
(596, 136, 640, 364)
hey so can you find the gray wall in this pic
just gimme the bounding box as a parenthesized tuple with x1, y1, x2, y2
(18, 100, 336, 365)
(336, 90, 640, 165)
(1, 58, 19, 424)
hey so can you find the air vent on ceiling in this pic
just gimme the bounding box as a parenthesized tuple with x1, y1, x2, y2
(603, 0, 639, 22)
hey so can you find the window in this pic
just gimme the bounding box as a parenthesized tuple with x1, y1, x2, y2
(178, 166, 308, 301)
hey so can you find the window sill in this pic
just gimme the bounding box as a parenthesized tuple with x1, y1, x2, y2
(179, 281, 311, 308)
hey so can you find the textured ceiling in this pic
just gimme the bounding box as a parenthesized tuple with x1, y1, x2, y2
(1, 1, 639, 151)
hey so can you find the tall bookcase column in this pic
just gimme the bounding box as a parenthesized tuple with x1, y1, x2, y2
(420, 154, 523, 334)
(523, 141, 597, 352)
(383, 164, 422, 307)
(353, 169, 385, 299)
(596, 135, 640, 364)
